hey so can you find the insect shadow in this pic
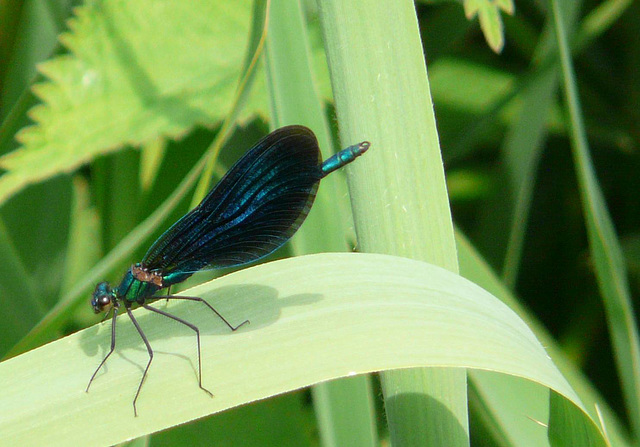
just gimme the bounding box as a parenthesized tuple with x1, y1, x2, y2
(79, 282, 322, 385)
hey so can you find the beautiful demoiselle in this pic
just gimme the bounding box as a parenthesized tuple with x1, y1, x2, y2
(86, 125, 369, 415)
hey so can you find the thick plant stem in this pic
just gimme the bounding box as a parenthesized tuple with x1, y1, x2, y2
(316, 0, 467, 445)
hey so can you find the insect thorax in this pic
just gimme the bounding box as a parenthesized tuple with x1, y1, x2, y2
(117, 263, 164, 304)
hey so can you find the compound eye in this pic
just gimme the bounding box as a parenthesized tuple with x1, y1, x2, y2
(91, 282, 114, 313)
(92, 295, 111, 313)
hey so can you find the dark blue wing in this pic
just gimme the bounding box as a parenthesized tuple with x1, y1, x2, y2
(142, 125, 322, 282)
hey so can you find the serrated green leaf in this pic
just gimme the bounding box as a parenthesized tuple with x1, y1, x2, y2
(0, 253, 606, 446)
(0, 0, 254, 207)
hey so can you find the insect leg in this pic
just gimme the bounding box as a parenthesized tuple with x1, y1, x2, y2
(142, 303, 214, 398)
(86, 307, 119, 392)
(126, 305, 153, 417)
(154, 295, 250, 331)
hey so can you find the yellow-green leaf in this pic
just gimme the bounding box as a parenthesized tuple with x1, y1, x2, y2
(0, 253, 605, 446)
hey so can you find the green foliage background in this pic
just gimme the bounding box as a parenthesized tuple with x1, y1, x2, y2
(0, 0, 638, 446)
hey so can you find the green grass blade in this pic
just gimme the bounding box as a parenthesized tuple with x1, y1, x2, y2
(576, 0, 634, 51)
(191, 0, 269, 205)
(0, 0, 73, 122)
(151, 393, 313, 446)
(264, 1, 377, 445)
(0, 217, 43, 346)
(477, 1, 581, 289)
(469, 372, 552, 446)
(551, 0, 640, 440)
(59, 177, 101, 296)
(457, 230, 632, 446)
(548, 391, 609, 447)
(263, 0, 349, 254)
(316, 0, 466, 445)
(311, 376, 377, 447)
(0, 253, 605, 446)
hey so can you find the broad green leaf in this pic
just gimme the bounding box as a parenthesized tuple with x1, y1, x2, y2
(0, 253, 605, 446)
(0, 0, 253, 207)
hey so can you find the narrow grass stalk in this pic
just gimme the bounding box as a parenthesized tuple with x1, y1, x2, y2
(552, 0, 640, 440)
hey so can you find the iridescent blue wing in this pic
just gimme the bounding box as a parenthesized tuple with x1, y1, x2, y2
(142, 126, 322, 282)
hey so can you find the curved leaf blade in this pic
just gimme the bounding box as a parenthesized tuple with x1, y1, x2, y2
(0, 253, 603, 446)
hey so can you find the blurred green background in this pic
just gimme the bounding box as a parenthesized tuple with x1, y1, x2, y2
(0, 0, 638, 445)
